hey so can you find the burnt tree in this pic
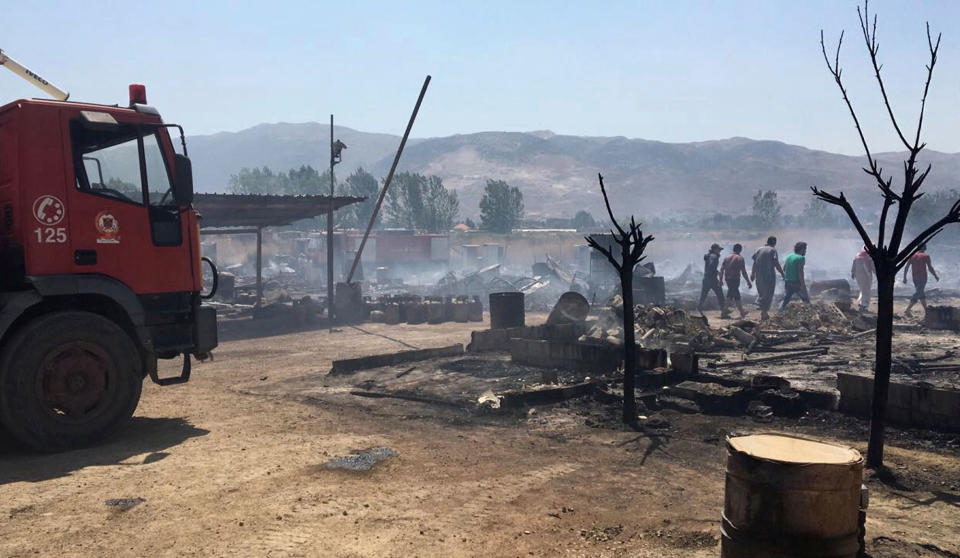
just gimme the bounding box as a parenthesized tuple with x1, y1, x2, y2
(586, 173, 654, 425)
(814, 1, 960, 467)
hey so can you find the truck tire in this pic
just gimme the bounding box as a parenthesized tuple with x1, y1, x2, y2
(0, 311, 143, 452)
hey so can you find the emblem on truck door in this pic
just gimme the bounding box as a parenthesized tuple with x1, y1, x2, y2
(95, 211, 120, 244)
(33, 195, 65, 225)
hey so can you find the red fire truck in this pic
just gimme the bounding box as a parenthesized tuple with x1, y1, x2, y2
(0, 49, 217, 451)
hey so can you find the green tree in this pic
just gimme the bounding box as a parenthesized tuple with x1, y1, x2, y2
(479, 179, 524, 233)
(572, 210, 596, 231)
(801, 197, 842, 228)
(384, 172, 424, 229)
(337, 167, 382, 230)
(228, 165, 333, 196)
(285, 165, 326, 195)
(384, 172, 458, 232)
(229, 166, 282, 194)
(422, 175, 460, 233)
(752, 190, 781, 229)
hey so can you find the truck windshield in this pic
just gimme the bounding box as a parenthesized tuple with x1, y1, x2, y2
(72, 123, 175, 207)
(142, 132, 174, 206)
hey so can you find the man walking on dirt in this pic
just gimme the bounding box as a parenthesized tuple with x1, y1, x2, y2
(720, 243, 752, 318)
(903, 243, 939, 317)
(751, 236, 784, 321)
(780, 241, 810, 310)
(698, 243, 726, 317)
(851, 246, 874, 311)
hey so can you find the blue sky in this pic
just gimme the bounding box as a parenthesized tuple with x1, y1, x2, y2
(3, 0, 958, 154)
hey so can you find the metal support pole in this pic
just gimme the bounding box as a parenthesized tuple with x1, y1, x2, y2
(327, 114, 335, 328)
(256, 227, 263, 305)
(346, 75, 431, 283)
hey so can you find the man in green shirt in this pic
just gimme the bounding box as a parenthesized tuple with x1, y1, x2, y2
(779, 241, 809, 310)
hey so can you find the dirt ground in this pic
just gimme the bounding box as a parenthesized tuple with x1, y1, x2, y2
(1, 311, 959, 557)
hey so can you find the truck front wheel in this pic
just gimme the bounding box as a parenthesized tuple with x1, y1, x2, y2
(0, 311, 143, 452)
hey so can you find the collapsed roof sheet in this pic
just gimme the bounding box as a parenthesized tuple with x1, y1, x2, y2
(194, 193, 366, 229)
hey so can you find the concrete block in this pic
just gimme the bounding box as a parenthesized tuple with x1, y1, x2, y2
(797, 388, 839, 411)
(924, 305, 960, 331)
(638, 348, 668, 370)
(837, 372, 960, 432)
(509, 338, 620, 373)
(670, 381, 748, 415)
(467, 323, 584, 353)
(670, 351, 699, 376)
(635, 368, 680, 388)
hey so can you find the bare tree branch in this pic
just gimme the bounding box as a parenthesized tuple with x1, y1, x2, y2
(888, 18, 940, 252)
(586, 173, 653, 426)
(811, 187, 876, 253)
(585, 235, 621, 273)
(877, 195, 893, 249)
(858, 1, 912, 150)
(816, 0, 953, 471)
(821, 29, 900, 205)
(914, 23, 941, 149)
(895, 199, 960, 267)
(597, 173, 626, 238)
(913, 164, 933, 192)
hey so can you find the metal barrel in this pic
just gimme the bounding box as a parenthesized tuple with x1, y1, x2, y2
(721, 433, 863, 558)
(489, 292, 524, 329)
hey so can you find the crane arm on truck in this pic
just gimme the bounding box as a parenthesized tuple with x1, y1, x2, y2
(0, 47, 70, 101)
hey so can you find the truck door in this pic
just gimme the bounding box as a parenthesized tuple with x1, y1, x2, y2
(66, 116, 194, 294)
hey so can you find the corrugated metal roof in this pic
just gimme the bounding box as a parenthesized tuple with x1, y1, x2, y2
(194, 193, 366, 229)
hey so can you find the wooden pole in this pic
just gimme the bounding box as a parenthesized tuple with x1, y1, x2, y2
(346, 75, 431, 283)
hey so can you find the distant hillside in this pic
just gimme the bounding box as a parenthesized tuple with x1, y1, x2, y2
(187, 123, 960, 219)
(188, 122, 421, 192)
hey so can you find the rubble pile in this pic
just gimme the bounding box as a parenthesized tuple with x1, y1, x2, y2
(636, 305, 711, 337)
(663, 264, 701, 292)
(435, 265, 502, 298)
(763, 301, 874, 333)
(579, 296, 883, 356)
(432, 258, 591, 312)
(581, 298, 724, 351)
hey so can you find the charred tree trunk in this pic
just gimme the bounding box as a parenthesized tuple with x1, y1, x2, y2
(814, 2, 959, 467)
(585, 173, 653, 427)
(868, 273, 895, 467)
(620, 263, 637, 423)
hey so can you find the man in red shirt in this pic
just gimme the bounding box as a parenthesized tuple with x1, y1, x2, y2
(720, 243, 752, 318)
(903, 243, 940, 316)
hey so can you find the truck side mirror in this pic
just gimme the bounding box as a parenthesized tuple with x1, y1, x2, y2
(174, 154, 194, 206)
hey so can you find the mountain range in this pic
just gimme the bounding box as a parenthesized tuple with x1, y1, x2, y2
(187, 122, 960, 219)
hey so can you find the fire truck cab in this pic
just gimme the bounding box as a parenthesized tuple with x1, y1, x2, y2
(0, 81, 217, 451)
